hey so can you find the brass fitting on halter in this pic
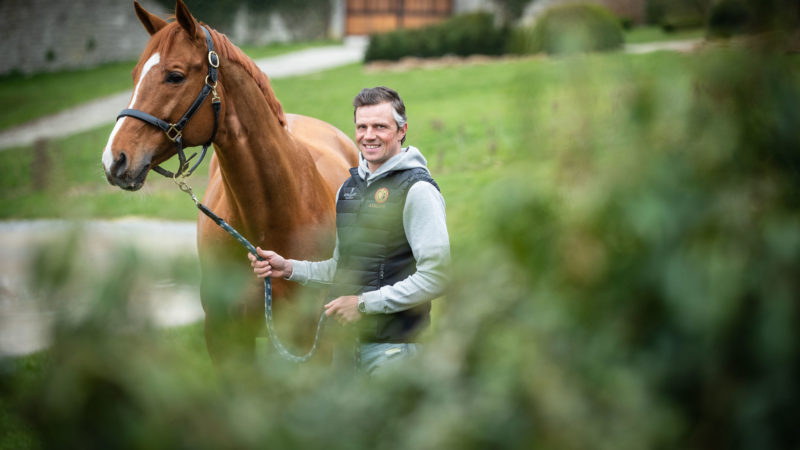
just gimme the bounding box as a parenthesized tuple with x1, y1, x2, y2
(173, 173, 200, 207)
(206, 49, 221, 106)
(165, 124, 183, 143)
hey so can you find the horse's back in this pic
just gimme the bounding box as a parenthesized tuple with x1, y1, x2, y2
(286, 114, 358, 192)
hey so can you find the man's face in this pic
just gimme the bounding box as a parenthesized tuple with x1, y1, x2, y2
(355, 102, 407, 172)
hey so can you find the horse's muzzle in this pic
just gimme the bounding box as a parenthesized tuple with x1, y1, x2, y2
(105, 150, 151, 191)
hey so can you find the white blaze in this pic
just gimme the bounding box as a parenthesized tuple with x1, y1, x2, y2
(102, 53, 161, 172)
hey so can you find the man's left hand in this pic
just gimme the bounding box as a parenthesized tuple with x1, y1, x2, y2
(324, 295, 361, 325)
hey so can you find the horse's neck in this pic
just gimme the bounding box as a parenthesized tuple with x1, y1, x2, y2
(212, 68, 321, 237)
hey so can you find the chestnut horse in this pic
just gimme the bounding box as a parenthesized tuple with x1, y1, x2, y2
(102, 0, 357, 369)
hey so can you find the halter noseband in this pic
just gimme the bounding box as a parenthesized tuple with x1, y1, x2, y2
(117, 25, 221, 179)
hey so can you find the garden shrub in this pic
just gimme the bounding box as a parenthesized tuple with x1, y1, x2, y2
(364, 12, 509, 62)
(508, 3, 624, 55)
(660, 12, 706, 32)
(707, 0, 751, 38)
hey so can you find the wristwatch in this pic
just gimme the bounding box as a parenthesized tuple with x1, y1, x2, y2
(357, 295, 366, 313)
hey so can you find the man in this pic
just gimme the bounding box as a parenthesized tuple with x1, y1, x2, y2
(248, 86, 450, 374)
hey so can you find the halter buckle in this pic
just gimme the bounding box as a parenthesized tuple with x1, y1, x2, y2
(205, 75, 218, 90)
(208, 51, 220, 68)
(166, 124, 182, 142)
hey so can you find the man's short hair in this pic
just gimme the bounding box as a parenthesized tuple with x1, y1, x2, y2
(353, 86, 407, 144)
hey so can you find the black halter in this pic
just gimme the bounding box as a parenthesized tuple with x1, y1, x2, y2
(117, 25, 221, 179)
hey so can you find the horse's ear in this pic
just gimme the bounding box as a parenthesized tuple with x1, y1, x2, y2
(175, 0, 202, 41)
(134, 1, 167, 36)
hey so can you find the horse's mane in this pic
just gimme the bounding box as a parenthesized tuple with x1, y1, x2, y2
(208, 27, 287, 127)
(148, 22, 287, 127)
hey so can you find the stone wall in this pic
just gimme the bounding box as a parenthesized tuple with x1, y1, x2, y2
(1, 0, 168, 76)
(0, 0, 338, 76)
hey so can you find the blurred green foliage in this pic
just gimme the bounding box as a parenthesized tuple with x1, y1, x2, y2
(2, 41, 799, 449)
(707, 0, 800, 39)
(508, 3, 624, 56)
(495, 43, 800, 448)
(646, 0, 713, 28)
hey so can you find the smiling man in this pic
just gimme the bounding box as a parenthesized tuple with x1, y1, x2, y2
(249, 86, 450, 374)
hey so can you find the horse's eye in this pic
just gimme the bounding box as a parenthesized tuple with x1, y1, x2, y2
(165, 72, 185, 84)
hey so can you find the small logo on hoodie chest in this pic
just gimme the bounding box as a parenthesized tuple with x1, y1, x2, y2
(368, 187, 390, 208)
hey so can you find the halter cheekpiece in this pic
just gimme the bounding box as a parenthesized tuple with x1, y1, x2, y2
(116, 26, 221, 179)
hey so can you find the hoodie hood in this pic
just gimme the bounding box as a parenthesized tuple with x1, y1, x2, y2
(358, 146, 430, 185)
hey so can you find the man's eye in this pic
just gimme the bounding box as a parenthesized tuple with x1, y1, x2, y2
(165, 72, 185, 84)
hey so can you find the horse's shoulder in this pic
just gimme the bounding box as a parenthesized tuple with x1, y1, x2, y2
(285, 114, 346, 140)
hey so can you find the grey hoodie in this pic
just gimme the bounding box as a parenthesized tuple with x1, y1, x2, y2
(289, 146, 450, 314)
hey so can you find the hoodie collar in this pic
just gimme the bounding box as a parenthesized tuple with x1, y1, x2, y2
(358, 146, 429, 184)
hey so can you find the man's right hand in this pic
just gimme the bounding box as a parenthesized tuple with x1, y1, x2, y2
(248, 247, 292, 279)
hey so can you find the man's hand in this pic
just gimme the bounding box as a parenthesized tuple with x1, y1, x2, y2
(324, 295, 361, 325)
(247, 247, 293, 279)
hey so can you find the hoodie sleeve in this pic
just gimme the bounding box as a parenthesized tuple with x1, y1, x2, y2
(286, 185, 342, 287)
(359, 181, 450, 313)
(286, 244, 338, 287)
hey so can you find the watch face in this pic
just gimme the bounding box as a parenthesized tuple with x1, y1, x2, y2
(358, 300, 366, 312)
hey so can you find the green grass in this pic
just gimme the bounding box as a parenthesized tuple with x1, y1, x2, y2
(0, 41, 340, 131)
(0, 61, 136, 131)
(0, 56, 535, 220)
(0, 50, 706, 222)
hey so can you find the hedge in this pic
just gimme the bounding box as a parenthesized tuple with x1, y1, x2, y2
(364, 12, 509, 62)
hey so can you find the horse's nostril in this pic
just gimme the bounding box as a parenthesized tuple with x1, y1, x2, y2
(113, 152, 128, 177)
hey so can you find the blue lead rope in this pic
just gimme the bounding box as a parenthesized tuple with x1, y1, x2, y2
(193, 198, 326, 363)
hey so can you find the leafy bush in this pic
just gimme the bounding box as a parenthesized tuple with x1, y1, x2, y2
(364, 13, 509, 62)
(706, 0, 800, 38)
(508, 3, 624, 55)
(3, 47, 800, 450)
(707, 0, 751, 38)
(660, 13, 706, 32)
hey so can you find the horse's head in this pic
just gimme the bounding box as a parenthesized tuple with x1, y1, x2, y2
(102, 0, 222, 190)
